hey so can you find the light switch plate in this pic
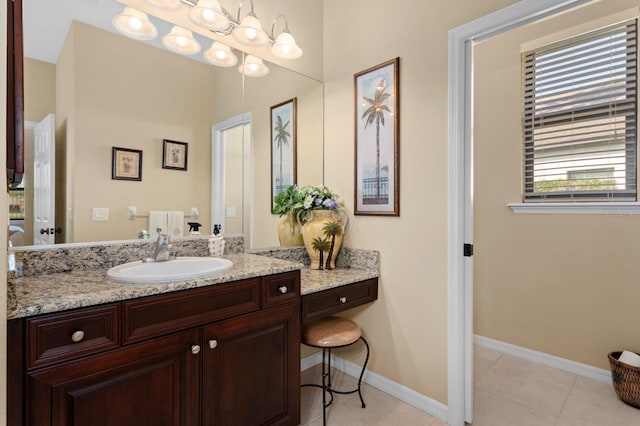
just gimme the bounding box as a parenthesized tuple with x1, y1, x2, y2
(92, 207, 109, 221)
(226, 207, 237, 218)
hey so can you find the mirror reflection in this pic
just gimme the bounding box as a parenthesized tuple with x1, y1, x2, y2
(10, 0, 324, 250)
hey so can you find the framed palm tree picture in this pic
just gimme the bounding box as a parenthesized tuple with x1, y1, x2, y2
(270, 98, 297, 212)
(354, 57, 400, 216)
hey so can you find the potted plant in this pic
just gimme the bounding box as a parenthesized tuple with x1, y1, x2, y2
(273, 185, 305, 246)
(297, 185, 347, 270)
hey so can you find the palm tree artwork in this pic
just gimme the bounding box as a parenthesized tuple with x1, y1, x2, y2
(361, 78, 392, 203)
(273, 115, 291, 195)
(311, 237, 331, 270)
(322, 221, 343, 270)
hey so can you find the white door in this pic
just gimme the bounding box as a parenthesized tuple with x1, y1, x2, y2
(33, 114, 55, 245)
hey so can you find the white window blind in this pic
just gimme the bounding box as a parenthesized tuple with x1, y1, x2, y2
(522, 19, 637, 202)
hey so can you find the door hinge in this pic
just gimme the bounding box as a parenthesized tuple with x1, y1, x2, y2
(463, 243, 474, 257)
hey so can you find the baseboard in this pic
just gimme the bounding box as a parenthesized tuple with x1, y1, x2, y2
(474, 335, 611, 383)
(300, 352, 448, 423)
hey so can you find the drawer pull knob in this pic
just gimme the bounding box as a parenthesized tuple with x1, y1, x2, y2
(208, 339, 218, 349)
(71, 330, 85, 343)
(279, 286, 288, 294)
(191, 345, 201, 355)
(339, 296, 347, 304)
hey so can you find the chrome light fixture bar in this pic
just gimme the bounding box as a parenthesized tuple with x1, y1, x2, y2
(114, 0, 301, 77)
(181, 0, 302, 55)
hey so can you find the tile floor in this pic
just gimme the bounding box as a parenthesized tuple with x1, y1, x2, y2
(299, 345, 640, 425)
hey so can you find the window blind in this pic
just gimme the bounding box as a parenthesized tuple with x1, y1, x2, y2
(522, 19, 638, 202)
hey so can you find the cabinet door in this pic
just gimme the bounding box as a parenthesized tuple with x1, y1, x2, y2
(27, 329, 201, 426)
(203, 302, 300, 426)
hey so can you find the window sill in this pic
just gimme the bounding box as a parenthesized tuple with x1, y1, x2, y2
(508, 202, 640, 215)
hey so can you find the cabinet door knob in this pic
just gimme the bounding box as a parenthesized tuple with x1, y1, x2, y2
(191, 345, 201, 355)
(339, 296, 347, 304)
(208, 339, 218, 349)
(71, 330, 85, 343)
(278, 286, 288, 294)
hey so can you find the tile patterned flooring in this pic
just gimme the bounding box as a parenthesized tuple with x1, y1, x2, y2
(300, 345, 640, 425)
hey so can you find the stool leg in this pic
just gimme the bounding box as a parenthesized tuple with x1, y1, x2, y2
(327, 347, 333, 388)
(322, 348, 328, 426)
(356, 337, 370, 409)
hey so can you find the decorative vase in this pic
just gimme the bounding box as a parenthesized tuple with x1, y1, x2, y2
(277, 212, 304, 246)
(300, 209, 346, 270)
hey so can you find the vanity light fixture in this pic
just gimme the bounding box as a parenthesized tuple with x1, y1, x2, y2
(112, 7, 158, 41)
(162, 25, 201, 55)
(232, 0, 269, 46)
(142, 0, 182, 11)
(238, 54, 269, 77)
(189, 0, 231, 32)
(114, 0, 302, 77)
(204, 41, 238, 67)
(270, 15, 302, 59)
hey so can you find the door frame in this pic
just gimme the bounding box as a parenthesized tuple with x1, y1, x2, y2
(211, 112, 253, 245)
(446, 1, 594, 424)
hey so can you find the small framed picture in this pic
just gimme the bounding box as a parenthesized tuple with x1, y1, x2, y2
(162, 139, 188, 171)
(112, 147, 142, 181)
(354, 57, 400, 216)
(270, 98, 297, 212)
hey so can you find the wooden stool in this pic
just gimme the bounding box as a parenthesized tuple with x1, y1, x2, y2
(301, 316, 370, 425)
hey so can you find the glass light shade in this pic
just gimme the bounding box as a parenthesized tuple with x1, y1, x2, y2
(238, 55, 269, 77)
(189, 0, 230, 31)
(142, 0, 181, 11)
(204, 42, 238, 67)
(271, 31, 302, 59)
(112, 7, 158, 40)
(162, 26, 201, 55)
(232, 14, 268, 46)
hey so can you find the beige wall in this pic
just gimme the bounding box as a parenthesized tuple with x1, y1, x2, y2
(474, 0, 640, 370)
(24, 58, 55, 123)
(323, 0, 517, 404)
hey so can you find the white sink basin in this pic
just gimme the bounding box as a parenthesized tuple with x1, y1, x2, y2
(107, 257, 233, 284)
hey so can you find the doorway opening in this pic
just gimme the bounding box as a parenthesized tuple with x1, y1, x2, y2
(212, 113, 253, 247)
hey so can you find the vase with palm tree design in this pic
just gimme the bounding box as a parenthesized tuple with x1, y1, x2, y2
(277, 212, 304, 246)
(300, 210, 345, 270)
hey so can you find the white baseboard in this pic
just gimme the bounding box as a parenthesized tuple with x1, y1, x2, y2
(300, 352, 448, 423)
(474, 335, 611, 383)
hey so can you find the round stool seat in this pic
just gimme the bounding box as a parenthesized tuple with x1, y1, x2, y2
(302, 316, 361, 348)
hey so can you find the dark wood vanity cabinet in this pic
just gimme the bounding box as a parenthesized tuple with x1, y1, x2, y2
(8, 271, 301, 426)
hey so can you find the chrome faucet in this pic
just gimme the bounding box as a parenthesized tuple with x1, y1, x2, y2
(146, 233, 173, 262)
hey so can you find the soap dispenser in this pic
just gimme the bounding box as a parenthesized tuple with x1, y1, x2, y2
(188, 222, 202, 236)
(208, 224, 225, 257)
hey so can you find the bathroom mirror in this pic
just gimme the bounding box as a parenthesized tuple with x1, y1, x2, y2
(11, 0, 324, 249)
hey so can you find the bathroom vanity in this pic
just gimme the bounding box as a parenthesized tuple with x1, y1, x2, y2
(7, 244, 379, 426)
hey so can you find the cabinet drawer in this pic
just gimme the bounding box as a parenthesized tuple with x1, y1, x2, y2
(301, 278, 378, 323)
(26, 303, 120, 369)
(123, 279, 261, 344)
(262, 270, 301, 308)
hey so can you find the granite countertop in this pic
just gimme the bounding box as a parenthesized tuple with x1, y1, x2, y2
(8, 253, 379, 320)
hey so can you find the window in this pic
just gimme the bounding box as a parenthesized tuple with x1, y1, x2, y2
(522, 19, 638, 202)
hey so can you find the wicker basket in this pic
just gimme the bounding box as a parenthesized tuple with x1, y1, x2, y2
(608, 351, 640, 408)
